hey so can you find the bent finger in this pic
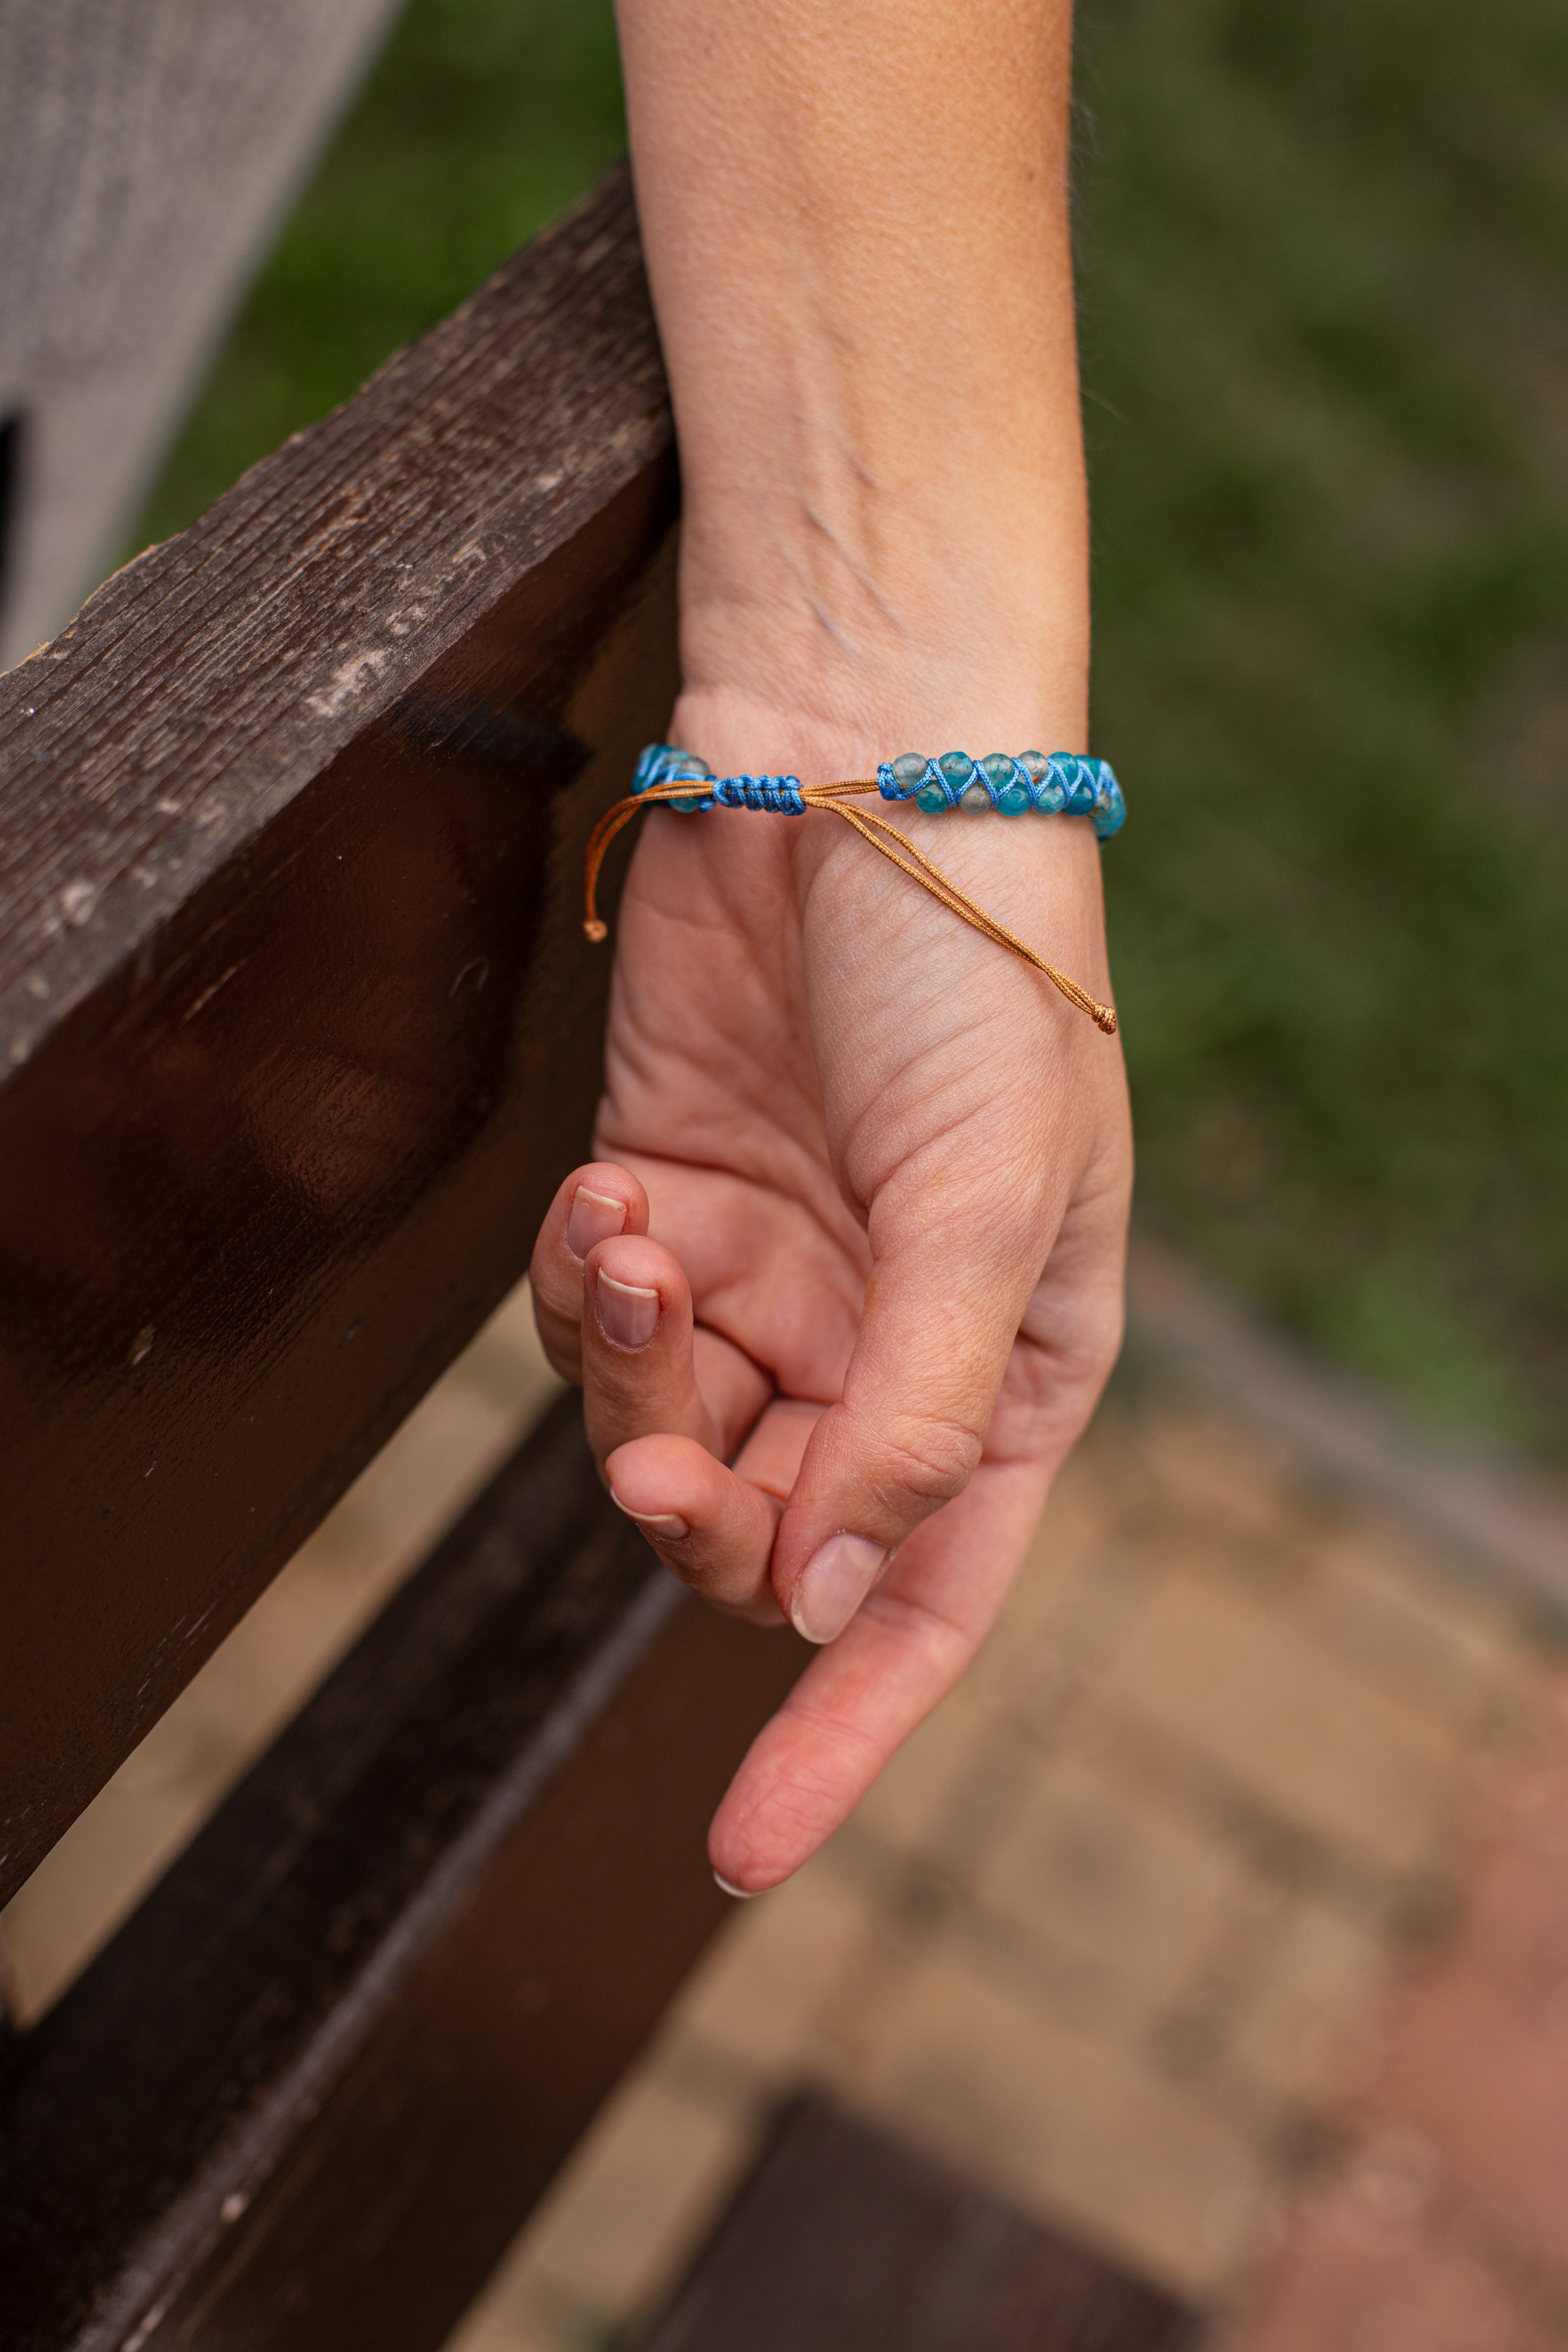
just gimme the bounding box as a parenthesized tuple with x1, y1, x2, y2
(529, 1161, 649, 1383)
(605, 1392, 822, 1619)
(582, 1233, 770, 1469)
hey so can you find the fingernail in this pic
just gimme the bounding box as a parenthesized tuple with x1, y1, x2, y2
(596, 1268, 660, 1350)
(612, 1492, 691, 1541)
(788, 1534, 888, 1645)
(567, 1184, 628, 1260)
(714, 1873, 761, 1899)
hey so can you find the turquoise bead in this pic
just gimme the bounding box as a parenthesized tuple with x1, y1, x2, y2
(1093, 779, 1127, 840)
(633, 741, 713, 812)
(915, 781, 948, 812)
(996, 779, 1032, 814)
(938, 751, 976, 802)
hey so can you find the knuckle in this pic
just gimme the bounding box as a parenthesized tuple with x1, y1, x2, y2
(1057, 1313, 1124, 1396)
(875, 1410, 984, 1507)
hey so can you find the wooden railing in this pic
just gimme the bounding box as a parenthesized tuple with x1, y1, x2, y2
(0, 168, 808, 2351)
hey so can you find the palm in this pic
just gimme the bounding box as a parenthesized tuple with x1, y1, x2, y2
(535, 791, 1131, 1884)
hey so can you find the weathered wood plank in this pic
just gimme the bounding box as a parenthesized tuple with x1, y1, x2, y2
(0, 167, 679, 1907)
(637, 2096, 1202, 2352)
(0, 1391, 809, 2352)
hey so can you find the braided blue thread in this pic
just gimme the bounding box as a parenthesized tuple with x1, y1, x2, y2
(875, 748, 1126, 840)
(713, 773, 806, 813)
(631, 744, 805, 816)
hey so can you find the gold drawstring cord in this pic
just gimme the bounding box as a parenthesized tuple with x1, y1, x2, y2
(582, 776, 1118, 1036)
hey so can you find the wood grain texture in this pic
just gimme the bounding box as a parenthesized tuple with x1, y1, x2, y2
(0, 1391, 811, 2352)
(0, 0, 403, 662)
(0, 167, 680, 1908)
(637, 2097, 1203, 2352)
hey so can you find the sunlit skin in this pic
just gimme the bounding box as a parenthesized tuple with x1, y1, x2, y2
(528, 0, 1132, 1891)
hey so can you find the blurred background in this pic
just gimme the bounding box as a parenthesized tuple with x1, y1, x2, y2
(123, 0, 1568, 1471)
(6, 2, 1568, 2344)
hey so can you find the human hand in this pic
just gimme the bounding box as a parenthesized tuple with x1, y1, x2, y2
(529, 704, 1131, 1892)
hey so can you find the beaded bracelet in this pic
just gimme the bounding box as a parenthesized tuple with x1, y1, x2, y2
(583, 743, 1125, 1034)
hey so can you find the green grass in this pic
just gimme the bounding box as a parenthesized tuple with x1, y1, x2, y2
(132, 0, 627, 544)
(1075, 0, 1568, 1449)
(134, 0, 1568, 1455)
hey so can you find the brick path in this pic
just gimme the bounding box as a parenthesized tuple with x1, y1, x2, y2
(4, 1272, 1566, 2350)
(443, 1311, 1561, 2351)
(1237, 1704, 1568, 2350)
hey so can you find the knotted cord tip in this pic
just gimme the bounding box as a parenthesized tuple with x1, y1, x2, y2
(584, 918, 608, 944)
(1094, 1004, 1119, 1035)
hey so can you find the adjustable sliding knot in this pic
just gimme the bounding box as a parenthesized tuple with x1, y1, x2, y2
(630, 745, 807, 815)
(713, 774, 807, 813)
(584, 743, 1125, 1034)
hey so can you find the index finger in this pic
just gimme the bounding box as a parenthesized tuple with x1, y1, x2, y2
(708, 1446, 1054, 1891)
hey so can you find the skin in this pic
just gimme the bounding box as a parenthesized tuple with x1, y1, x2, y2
(528, 0, 1132, 1891)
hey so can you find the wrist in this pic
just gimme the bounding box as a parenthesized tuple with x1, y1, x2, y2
(653, 693, 1112, 997)
(668, 665, 1092, 799)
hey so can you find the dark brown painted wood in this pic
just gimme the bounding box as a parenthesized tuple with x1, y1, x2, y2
(0, 166, 680, 1908)
(637, 2096, 1203, 2352)
(0, 1391, 811, 2352)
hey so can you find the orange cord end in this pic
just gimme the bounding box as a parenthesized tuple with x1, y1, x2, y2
(582, 773, 1118, 1033)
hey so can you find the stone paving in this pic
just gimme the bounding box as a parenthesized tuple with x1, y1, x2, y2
(4, 1271, 1565, 2349)
(448, 1370, 1558, 2352)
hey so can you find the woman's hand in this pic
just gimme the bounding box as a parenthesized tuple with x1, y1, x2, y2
(529, 703, 1131, 1891)
(553, 0, 1120, 1887)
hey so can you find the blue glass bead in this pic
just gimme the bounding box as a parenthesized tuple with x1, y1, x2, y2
(938, 751, 976, 804)
(970, 755, 1002, 808)
(915, 781, 948, 812)
(633, 741, 713, 811)
(1033, 766, 1067, 813)
(996, 778, 1032, 814)
(1092, 776, 1127, 840)
(1047, 755, 1090, 815)
(881, 752, 930, 801)
(1019, 751, 1051, 784)
(633, 743, 674, 789)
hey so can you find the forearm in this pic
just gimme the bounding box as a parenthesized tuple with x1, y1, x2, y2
(614, 0, 1089, 766)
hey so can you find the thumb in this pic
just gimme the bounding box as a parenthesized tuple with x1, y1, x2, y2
(770, 1177, 1051, 1644)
